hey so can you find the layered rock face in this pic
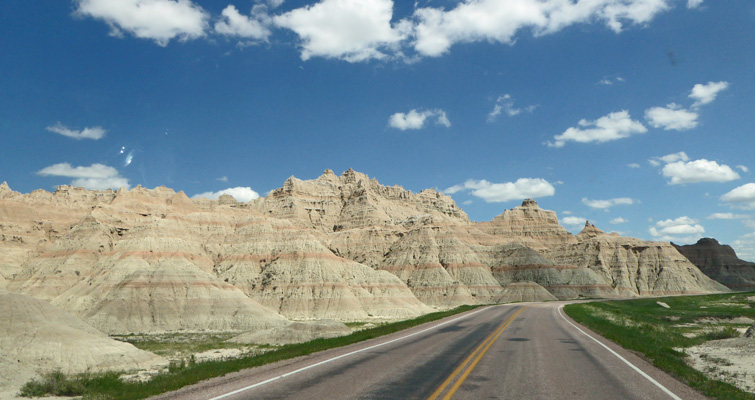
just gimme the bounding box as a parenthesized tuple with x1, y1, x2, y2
(0, 289, 167, 374)
(673, 238, 755, 290)
(476, 199, 577, 251)
(0, 170, 729, 338)
(543, 226, 728, 298)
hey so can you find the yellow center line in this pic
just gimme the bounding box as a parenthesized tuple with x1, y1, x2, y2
(427, 306, 527, 400)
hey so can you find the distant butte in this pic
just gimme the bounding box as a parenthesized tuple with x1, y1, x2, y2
(674, 238, 755, 290)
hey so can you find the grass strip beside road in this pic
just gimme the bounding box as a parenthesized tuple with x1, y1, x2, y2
(20, 304, 484, 400)
(564, 293, 755, 400)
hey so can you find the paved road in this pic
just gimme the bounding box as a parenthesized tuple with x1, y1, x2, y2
(154, 303, 708, 400)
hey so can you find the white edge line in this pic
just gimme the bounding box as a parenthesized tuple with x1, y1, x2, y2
(209, 306, 493, 400)
(557, 305, 682, 400)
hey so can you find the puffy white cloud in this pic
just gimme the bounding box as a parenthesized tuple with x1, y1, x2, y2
(582, 197, 634, 209)
(487, 94, 536, 122)
(214, 5, 271, 40)
(661, 159, 740, 185)
(37, 163, 129, 190)
(444, 178, 555, 203)
(689, 81, 729, 108)
(273, 0, 405, 62)
(707, 212, 747, 220)
(192, 187, 260, 202)
(649, 216, 705, 243)
(649, 151, 688, 167)
(267, 0, 285, 8)
(548, 110, 646, 148)
(610, 217, 628, 224)
(721, 183, 755, 209)
(388, 109, 450, 130)
(644, 103, 698, 131)
(561, 216, 587, 226)
(687, 0, 704, 8)
(46, 122, 106, 140)
(74, 0, 209, 46)
(737, 165, 749, 173)
(410, 0, 670, 57)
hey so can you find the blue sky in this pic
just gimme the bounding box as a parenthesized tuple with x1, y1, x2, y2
(1, 0, 754, 258)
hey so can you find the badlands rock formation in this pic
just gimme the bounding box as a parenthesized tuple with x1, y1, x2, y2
(228, 320, 352, 345)
(673, 238, 755, 290)
(0, 170, 728, 339)
(0, 289, 167, 374)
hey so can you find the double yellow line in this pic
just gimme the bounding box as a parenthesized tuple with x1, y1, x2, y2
(427, 306, 527, 400)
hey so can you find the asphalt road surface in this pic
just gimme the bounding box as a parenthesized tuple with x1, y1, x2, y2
(154, 303, 709, 400)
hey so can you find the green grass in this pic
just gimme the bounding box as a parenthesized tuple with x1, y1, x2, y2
(564, 292, 755, 400)
(112, 332, 249, 357)
(20, 304, 482, 400)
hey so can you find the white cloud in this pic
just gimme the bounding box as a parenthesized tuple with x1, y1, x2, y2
(388, 109, 450, 130)
(548, 110, 646, 148)
(662, 159, 740, 185)
(689, 81, 729, 108)
(273, 0, 405, 62)
(707, 212, 747, 220)
(737, 165, 749, 173)
(582, 197, 634, 209)
(444, 178, 555, 203)
(462, 199, 473, 205)
(562, 210, 573, 215)
(74, 0, 209, 46)
(37, 163, 130, 190)
(267, 0, 285, 8)
(733, 233, 755, 262)
(598, 76, 625, 85)
(721, 183, 755, 209)
(192, 187, 260, 202)
(410, 0, 670, 57)
(658, 151, 689, 164)
(214, 5, 271, 40)
(610, 217, 627, 224)
(649, 151, 688, 167)
(561, 216, 587, 226)
(644, 103, 698, 131)
(46, 122, 106, 140)
(627, 163, 641, 168)
(687, 0, 704, 8)
(649, 216, 705, 243)
(487, 94, 536, 122)
(216, 176, 229, 182)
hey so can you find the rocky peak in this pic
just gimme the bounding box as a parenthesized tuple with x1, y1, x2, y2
(577, 221, 605, 240)
(478, 200, 576, 250)
(217, 194, 237, 205)
(341, 168, 370, 185)
(520, 198, 539, 208)
(0, 181, 15, 199)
